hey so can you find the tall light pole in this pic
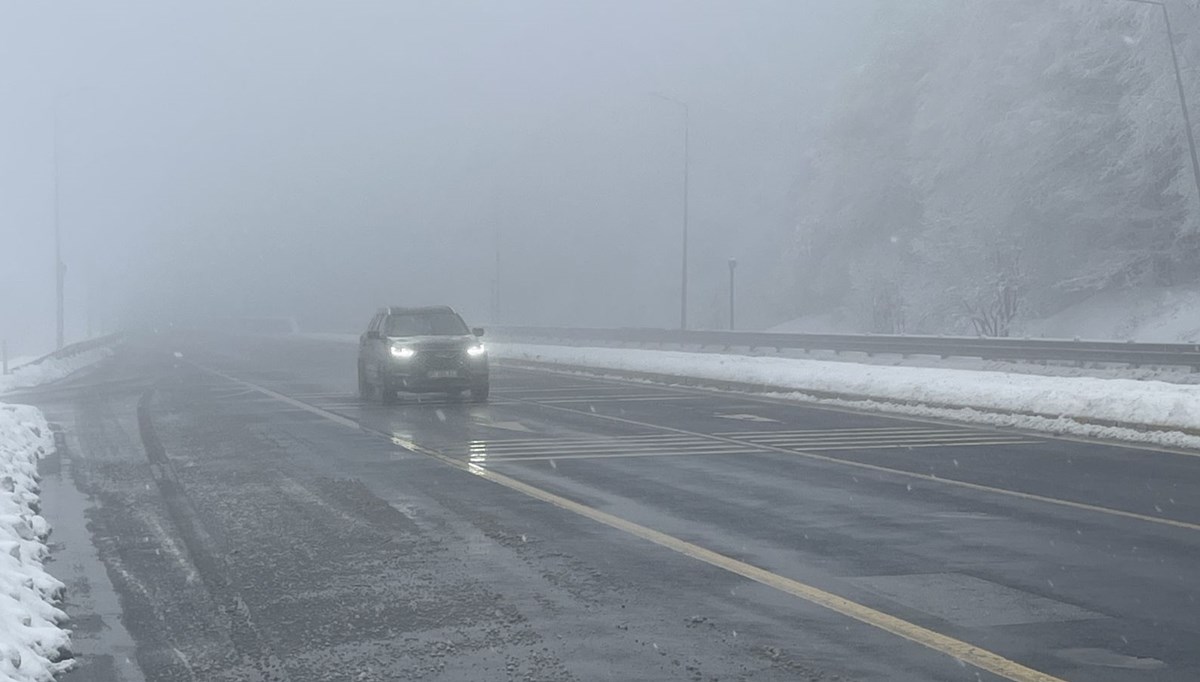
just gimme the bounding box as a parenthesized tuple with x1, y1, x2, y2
(1122, 0, 1200, 210)
(728, 258, 737, 331)
(492, 228, 501, 325)
(653, 93, 690, 330)
(53, 105, 65, 350)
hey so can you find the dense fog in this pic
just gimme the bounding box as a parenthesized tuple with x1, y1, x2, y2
(6, 0, 1200, 357)
(1, 0, 869, 354)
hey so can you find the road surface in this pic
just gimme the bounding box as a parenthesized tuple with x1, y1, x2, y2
(14, 332, 1200, 681)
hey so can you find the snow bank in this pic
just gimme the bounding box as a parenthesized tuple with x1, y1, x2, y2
(0, 346, 112, 395)
(492, 343, 1200, 442)
(0, 405, 70, 680)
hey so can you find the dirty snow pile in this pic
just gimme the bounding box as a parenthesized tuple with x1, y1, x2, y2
(0, 405, 70, 681)
(491, 343, 1200, 446)
(0, 346, 112, 395)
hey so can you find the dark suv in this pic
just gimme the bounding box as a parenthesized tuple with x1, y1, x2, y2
(357, 306, 489, 403)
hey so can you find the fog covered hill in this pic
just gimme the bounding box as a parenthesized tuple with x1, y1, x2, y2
(777, 0, 1200, 338)
(771, 285, 1200, 343)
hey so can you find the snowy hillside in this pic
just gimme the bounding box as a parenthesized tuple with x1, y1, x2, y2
(771, 286, 1200, 344)
(1016, 286, 1200, 343)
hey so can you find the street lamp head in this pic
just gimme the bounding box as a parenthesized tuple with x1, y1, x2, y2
(650, 91, 689, 111)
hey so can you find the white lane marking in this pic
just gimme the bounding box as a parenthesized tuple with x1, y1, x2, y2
(468, 439, 739, 455)
(478, 449, 756, 463)
(471, 416, 533, 432)
(741, 434, 1033, 446)
(713, 427, 980, 437)
(715, 413, 782, 423)
(204, 369, 361, 430)
(534, 395, 712, 404)
(199, 365, 1068, 682)
(521, 397, 1200, 533)
(503, 363, 1200, 461)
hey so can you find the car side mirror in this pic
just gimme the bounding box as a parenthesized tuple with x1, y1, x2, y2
(472, 327, 485, 337)
(365, 330, 382, 340)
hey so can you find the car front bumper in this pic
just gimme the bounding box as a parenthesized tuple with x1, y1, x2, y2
(382, 357, 488, 393)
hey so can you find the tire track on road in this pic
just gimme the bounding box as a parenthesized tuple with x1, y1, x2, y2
(137, 388, 293, 682)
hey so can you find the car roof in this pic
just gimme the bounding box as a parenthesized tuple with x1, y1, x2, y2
(378, 305, 458, 316)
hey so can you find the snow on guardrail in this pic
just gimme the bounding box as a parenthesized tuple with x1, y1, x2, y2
(489, 325, 1200, 369)
(1, 334, 121, 395)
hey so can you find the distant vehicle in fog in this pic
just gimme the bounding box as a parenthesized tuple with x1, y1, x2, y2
(357, 306, 489, 403)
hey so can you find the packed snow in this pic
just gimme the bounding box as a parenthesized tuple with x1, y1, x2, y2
(0, 346, 113, 396)
(0, 405, 70, 681)
(490, 343, 1200, 449)
(0, 342, 118, 679)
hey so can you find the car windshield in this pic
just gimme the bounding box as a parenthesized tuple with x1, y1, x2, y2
(385, 312, 468, 337)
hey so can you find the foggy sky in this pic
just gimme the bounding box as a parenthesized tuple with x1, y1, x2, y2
(1, 0, 873, 355)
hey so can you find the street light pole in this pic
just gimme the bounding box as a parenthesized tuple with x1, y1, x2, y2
(53, 106, 65, 350)
(1123, 0, 1200, 210)
(653, 93, 690, 330)
(728, 258, 737, 331)
(492, 229, 501, 325)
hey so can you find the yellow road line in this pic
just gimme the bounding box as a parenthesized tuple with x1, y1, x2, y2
(204, 367, 1064, 682)
(437, 444, 1066, 682)
(525, 399, 1200, 533)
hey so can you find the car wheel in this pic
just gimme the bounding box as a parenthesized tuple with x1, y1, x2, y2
(358, 363, 373, 400)
(470, 381, 490, 403)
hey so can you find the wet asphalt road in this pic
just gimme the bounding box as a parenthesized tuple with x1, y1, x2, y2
(14, 332, 1200, 681)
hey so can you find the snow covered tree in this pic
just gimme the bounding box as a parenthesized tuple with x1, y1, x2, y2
(783, 0, 1200, 334)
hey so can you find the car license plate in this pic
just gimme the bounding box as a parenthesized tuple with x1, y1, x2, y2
(428, 370, 459, 379)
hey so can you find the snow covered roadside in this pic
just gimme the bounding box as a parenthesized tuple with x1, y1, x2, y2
(0, 346, 113, 395)
(0, 340, 120, 679)
(490, 343, 1200, 450)
(0, 405, 70, 680)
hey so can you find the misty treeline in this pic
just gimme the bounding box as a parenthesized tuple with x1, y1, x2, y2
(781, 0, 1200, 336)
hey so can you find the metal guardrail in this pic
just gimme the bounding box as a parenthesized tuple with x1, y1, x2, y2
(490, 326, 1200, 369)
(13, 332, 124, 372)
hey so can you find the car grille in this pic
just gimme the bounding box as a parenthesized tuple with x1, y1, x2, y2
(418, 350, 465, 370)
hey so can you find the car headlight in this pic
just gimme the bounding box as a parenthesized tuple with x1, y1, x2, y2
(390, 345, 416, 359)
(466, 344, 486, 357)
